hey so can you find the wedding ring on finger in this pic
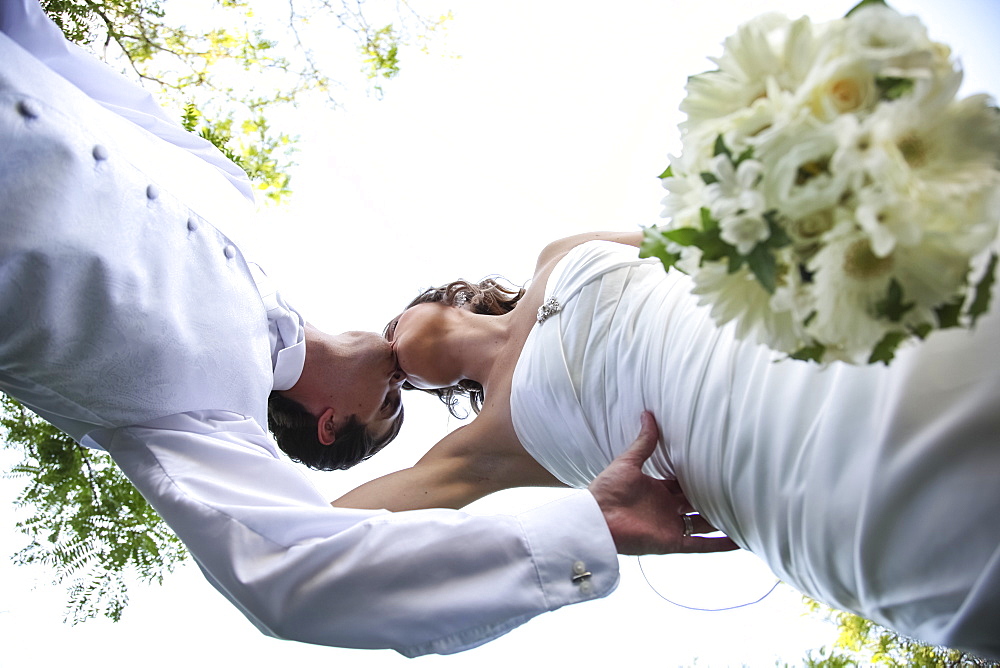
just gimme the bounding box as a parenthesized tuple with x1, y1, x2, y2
(682, 514, 695, 538)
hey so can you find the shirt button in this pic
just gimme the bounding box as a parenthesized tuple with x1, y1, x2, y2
(572, 561, 588, 576)
(187, 217, 198, 232)
(16, 99, 40, 119)
(578, 580, 594, 595)
(146, 184, 159, 200)
(92, 145, 109, 161)
(224, 245, 237, 259)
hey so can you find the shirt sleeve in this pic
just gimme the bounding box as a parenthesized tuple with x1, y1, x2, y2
(82, 412, 620, 657)
(0, 0, 254, 201)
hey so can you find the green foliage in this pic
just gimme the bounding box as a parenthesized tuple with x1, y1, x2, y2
(183, 101, 296, 204)
(845, 0, 889, 18)
(711, 134, 754, 168)
(874, 279, 914, 322)
(868, 330, 908, 365)
(793, 598, 999, 668)
(876, 76, 916, 101)
(1, 394, 186, 623)
(790, 342, 826, 363)
(746, 238, 780, 293)
(864, 253, 996, 365)
(640, 225, 683, 271)
(362, 24, 402, 94)
(935, 297, 965, 330)
(968, 253, 997, 326)
(42, 0, 452, 204)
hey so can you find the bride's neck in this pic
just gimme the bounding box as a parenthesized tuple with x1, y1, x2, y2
(451, 309, 513, 386)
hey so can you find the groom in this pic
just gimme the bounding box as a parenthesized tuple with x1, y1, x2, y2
(0, 0, 734, 656)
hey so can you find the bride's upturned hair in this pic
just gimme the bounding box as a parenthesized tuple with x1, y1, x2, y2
(386, 277, 524, 417)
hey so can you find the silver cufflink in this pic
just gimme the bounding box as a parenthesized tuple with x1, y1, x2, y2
(572, 560, 594, 595)
(571, 560, 592, 584)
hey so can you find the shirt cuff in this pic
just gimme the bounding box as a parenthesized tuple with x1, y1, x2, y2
(517, 491, 620, 609)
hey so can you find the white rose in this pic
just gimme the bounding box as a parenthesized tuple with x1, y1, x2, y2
(758, 115, 849, 219)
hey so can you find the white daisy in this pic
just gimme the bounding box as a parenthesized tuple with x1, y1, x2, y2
(681, 13, 819, 132)
(805, 226, 897, 362)
(660, 170, 707, 231)
(891, 232, 974, 314)
(690, 261, 804, 352)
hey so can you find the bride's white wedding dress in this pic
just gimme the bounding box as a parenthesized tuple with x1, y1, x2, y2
(510, 241, 1000, 656)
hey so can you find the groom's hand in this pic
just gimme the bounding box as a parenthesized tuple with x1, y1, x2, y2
(589, 412, 739, 556)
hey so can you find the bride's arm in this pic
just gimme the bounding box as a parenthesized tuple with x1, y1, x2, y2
(331, 455, 487, 511)
(534, 230, 643, 272)
(332, 419, 559, 511)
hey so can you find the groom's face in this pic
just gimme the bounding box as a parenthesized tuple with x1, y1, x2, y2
(319, 330, 407, 441)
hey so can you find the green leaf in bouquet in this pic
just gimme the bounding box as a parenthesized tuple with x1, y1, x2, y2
(692, 208, 744, 269)
(657, 165, 674, 179)
(713, 135, 733, 162)
(868, 330, 908, 365)
(663, 227, 702, 246)
(701, 239, 736, 267)
(790, 343, 826, 363)
(876, 76, 915, 101)
(747, 244, 778, 293)
(967, 252, 997, 326)
(795, 158, 831, 186)
(875, 279, 914, 322)
(700, 171, 719, 185)
(700, 207, 719, 232)
(846, 0, 888, 18)
(934, 298, 964, 330)
(735, 146, 755, 167)
(763, 211, 791, 249)
(700, 242, 734, 265)
(698, 232, 733, 265)
(911, 322, 933, 340)
(727, 253, 746, 274)
(639, 227, 682, 271)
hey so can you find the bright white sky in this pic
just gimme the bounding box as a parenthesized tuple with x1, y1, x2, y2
(2, 0, 998, 665)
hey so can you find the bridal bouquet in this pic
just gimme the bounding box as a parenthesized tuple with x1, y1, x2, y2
(642, 0, 1000, 364)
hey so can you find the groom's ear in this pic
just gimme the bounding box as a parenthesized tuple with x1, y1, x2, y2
(317, 408, 337, 446)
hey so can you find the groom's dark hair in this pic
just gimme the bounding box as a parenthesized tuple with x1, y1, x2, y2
(267, 392, 404, 471)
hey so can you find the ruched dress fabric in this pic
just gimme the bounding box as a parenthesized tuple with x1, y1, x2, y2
(510, 240, 1000, 656)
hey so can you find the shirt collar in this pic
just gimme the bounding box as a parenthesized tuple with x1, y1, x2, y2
(248, 263, 307, 392)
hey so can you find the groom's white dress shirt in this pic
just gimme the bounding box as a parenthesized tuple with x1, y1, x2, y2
(0, 0, 619, 656)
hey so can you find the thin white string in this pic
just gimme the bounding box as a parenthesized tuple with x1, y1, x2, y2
(636, 556, 781, 612)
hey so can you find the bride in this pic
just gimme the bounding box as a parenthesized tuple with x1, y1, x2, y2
(334, 231, 1000, 658)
